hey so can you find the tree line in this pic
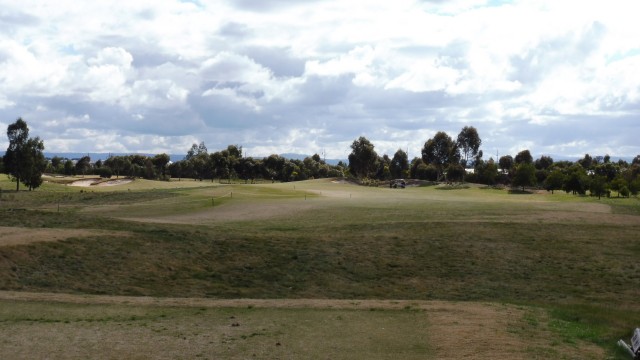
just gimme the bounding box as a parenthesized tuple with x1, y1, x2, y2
(3, 118, 640, 197)
(346, 126, 640, 197)
(0, 118, 346, 188)
(31, 143, 345, 185)
(346, 126, 481, 183)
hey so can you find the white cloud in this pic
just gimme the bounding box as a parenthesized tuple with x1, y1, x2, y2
(0, 0, 639, 159)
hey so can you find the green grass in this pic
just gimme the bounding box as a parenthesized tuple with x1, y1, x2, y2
(0, 176, 639, 358)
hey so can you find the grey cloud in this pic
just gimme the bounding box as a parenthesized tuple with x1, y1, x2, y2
(219, 22, 252, 39)
(0, 10, 40, 28)
(481, 114, 640, 158)
(189, 91, 262, 129)
(228, 0, 323, 12)
(22, 94, 201, 138)
(241, 46, 305, 77)
(509, 21, 606, 87)
(93, 35, 182, 68)
(294, 75, 353, 107)
(2, 1, 639, 158)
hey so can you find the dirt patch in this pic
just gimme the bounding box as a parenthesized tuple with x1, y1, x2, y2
(425, 302, 603, 359)
(0, 227, 131, 246)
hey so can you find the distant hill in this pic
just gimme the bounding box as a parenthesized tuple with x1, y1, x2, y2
(37, 153, 185, 163)
(279, 153, 345, 166)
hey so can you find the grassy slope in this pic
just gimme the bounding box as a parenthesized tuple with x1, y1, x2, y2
(1, 175, 639, 357)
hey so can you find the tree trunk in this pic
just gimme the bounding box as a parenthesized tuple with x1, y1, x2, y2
(15, 177, 19, 191)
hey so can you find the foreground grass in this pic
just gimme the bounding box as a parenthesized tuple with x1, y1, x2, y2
(0, 176, 639, 358)
(0, 297, 612, 359)
(0, 299, 435, 360)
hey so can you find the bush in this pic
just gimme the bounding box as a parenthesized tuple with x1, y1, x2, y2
(620, 186, 630, 198)
(360, 178, 379, 187)
(416, 164, 438, 181)
(94, 167, 113, 179)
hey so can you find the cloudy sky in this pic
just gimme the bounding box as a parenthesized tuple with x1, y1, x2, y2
(1, 0, 639, 160)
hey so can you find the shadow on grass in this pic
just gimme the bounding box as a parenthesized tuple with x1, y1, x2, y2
(508, 189, 534, 194)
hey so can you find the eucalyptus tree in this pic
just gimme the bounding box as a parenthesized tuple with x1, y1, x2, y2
(456, 126, 481, 168)
(348, 136, 378, 178)
(390, 149, 409, 179)
(563, 164, 589, 195)
(499, 155, 514, 174)
(514, 149, 533, 165)
(75, 156, 91, 176)
(535, 155, 554, 170)
(589, 175, 609, 199)
(3, 118, 46, 191)
(152, 153, 171, 178)
(512, 163, 537, 191)
(544, 169, 565, 194)
(421, 132, 460, 180)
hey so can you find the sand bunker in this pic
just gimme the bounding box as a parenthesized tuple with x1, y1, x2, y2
(69, 178, 133, 187)
(96, 179, 133, 186)
(69, 179, 101, 187)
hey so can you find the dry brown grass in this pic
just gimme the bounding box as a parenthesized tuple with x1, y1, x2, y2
(0, 179, 636, 358)
(0, 292, 603, 359)
(0, 227, 131, 246)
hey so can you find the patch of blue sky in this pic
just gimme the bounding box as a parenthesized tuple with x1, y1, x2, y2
(178, 0, 202, 7)
(607, 48, 640, 64)
(486, 0, 514, 7)
(59, 44, 79, 56)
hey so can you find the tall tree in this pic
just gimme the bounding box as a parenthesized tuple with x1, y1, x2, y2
(348, 136, 378, 179)
(75, 156, 91, 177)
(152, 153, 171, 178)
(22, 137, 46, 191)
(514, 149, 533, 165)
(578, 154, 593, 169)
(512, 163, 537, 191)
(4, 118, 45, 191)
(499, 155, 514, 173)
(535, 155, 554, 170)
(456, 126, 481, 168)
(544, 169, 565, 194)
(186, 141, 208, 160)
(226, 145, 242, 158)
(4, 118, 29, 190)
(563, 164, 589, 195)
(589, 175, 609, 200)
(389, 149, 409, 179)
(421, 132, 460, 180)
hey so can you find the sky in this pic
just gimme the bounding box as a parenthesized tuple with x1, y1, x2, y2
(1, 0, 639, 160)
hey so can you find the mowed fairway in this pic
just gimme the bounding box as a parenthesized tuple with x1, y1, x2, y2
(0, 174, 639, 358)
